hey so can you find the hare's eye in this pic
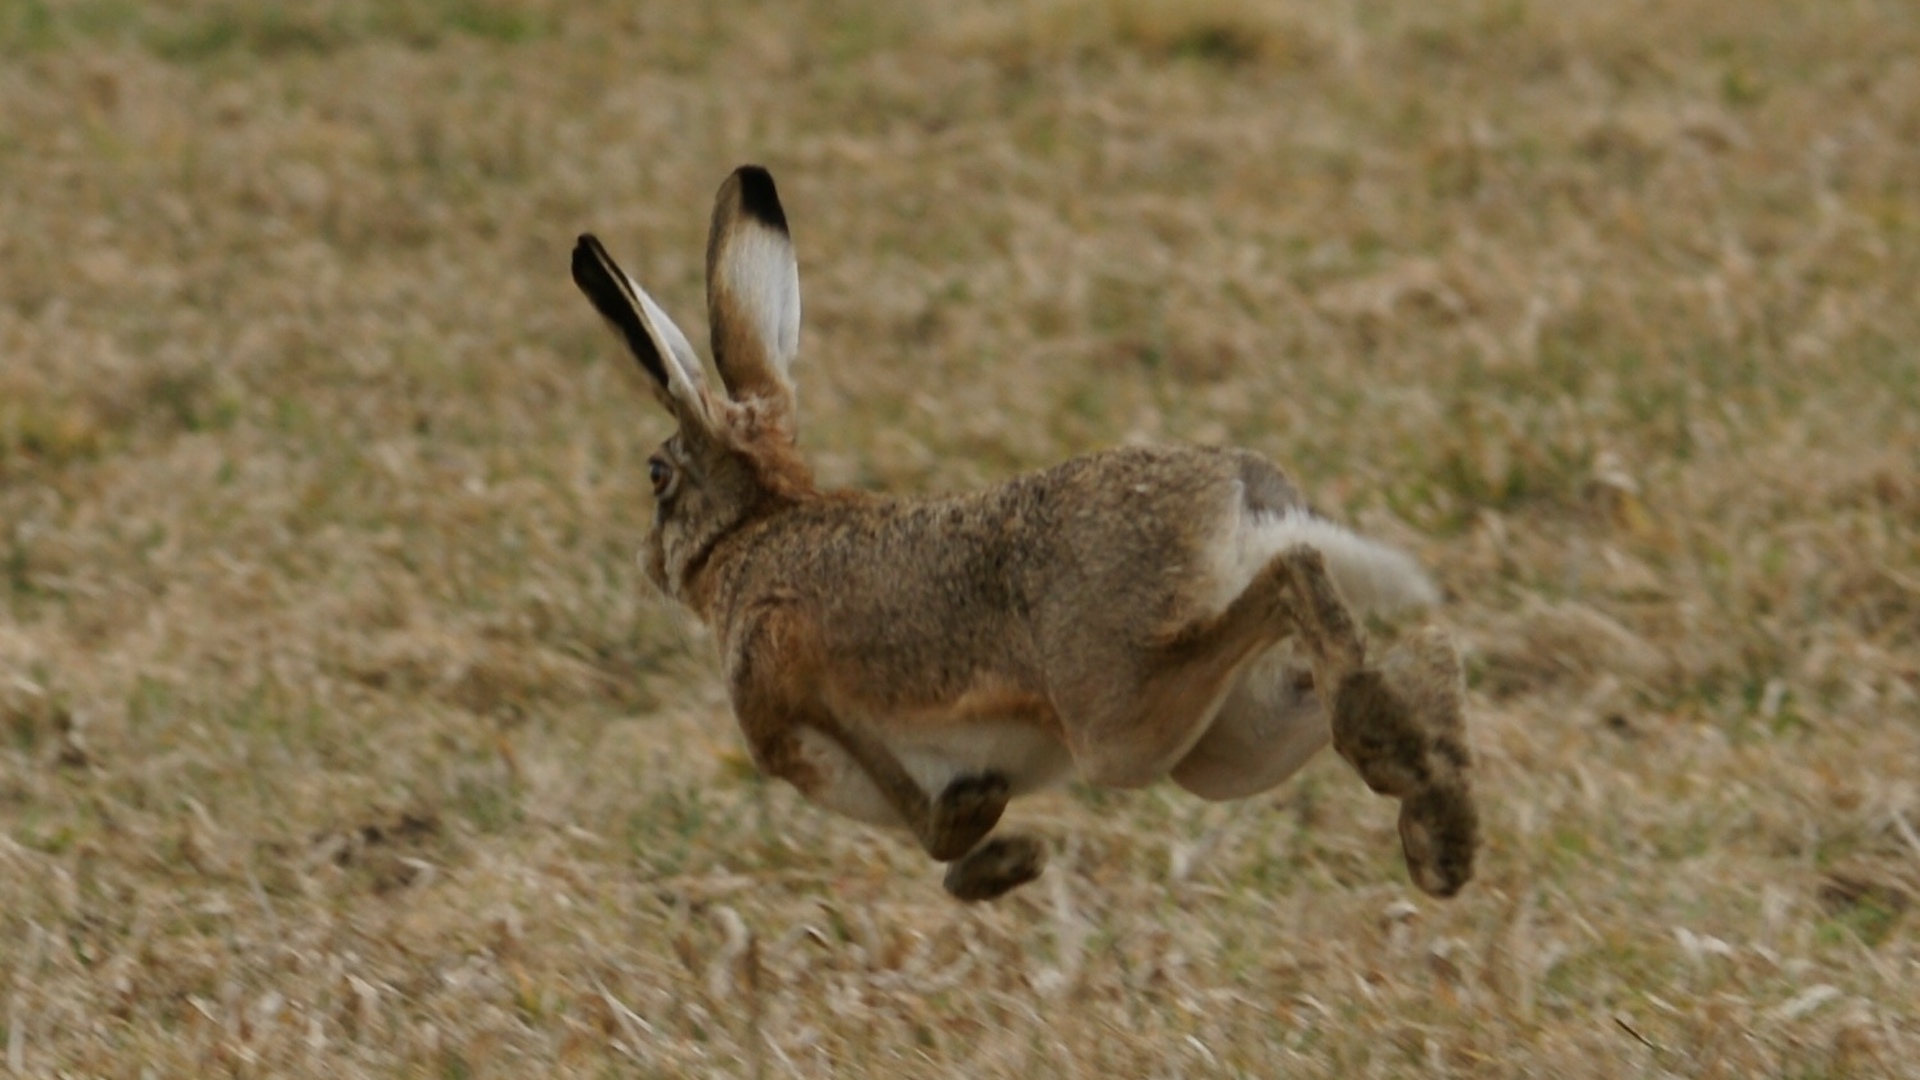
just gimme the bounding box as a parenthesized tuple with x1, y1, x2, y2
(647, 456, 675, 497)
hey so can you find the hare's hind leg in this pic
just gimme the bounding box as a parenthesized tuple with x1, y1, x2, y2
(1284, 548, 1480, 897)
(1328, 628, 1478, 897)
(1057, 555, 1306, 788)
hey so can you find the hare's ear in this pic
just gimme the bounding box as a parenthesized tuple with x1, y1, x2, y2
(571, 234, 715, 429)
(706, 165, 800, 419)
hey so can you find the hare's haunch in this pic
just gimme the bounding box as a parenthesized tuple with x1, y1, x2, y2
(571, 166, 1479, 901)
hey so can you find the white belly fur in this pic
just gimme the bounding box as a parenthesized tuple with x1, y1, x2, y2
(788, 722, 1073, 830)
(894, 722, 1075, 798)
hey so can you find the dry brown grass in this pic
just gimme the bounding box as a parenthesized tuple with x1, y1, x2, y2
(3, 0, 1918, 1074)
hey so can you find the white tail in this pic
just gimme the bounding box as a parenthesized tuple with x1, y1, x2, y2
(1206, 505, 1439, 620)
(1260, 509, 1439, 616)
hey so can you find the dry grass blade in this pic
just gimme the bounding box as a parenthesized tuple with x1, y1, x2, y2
(1614, 1013, 1659, 1053)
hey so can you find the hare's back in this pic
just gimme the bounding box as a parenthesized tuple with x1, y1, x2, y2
(786, 444, 1301, 643)
(1009, 444, 1308, 629)
(724, 445, 1303, 705)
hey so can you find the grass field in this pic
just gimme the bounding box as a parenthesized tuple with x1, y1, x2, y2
(3, 0, 1918, 1074)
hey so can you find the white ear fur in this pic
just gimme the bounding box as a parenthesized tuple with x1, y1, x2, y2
(707, 166, 801, 411)
(571, 234, 714, 429)
(628, 272, 714, 422)
(714, 224, 800, 378)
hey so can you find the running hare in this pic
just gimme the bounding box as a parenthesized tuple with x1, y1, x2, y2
(571, 166, 1479, 902)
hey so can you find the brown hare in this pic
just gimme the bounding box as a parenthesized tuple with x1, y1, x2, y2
(571, 166, 1479, 902)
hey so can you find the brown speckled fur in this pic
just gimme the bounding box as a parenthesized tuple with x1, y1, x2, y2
(572, 166, 1479, 902)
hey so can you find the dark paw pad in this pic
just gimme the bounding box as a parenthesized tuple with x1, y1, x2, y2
(943, 834, 1047, 902)
(940, 772, 1009, 813)
(1398, 782, 1480, 898)
(927, 773, 1010, 861)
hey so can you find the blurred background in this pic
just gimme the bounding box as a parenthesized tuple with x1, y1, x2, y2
(1, 0, 1916, 1074)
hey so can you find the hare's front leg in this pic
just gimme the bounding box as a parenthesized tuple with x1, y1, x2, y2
(943, 834, 1048, 901)
(806, 723, 1047, 898)
(792, 725, 1043, 899)
(741, 705, 1010, 858)
(924, 773, 1012, 859)
(730, 606, 1044, 899)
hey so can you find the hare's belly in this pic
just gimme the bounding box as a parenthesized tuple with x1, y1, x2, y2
(789, 722, 1072, 829)
(894, 723, 1075, 798)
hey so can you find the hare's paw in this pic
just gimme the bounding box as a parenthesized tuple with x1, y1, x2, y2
(1334, 629, 1481, 897)
(927, 773, 1010, 861)
(1329, 670, 1433, 798)
(1398, 781, 1479, 898)
(1381, 626, 1468, 745)
(1332, 629, 1472, 796)
(943, 834, 1046, 902)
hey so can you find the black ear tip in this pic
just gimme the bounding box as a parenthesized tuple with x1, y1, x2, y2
(569, 252, 592, 290)
(570, 234, 614, 289)
(566, 234, 672, 390)
(731, 165, 789, 233)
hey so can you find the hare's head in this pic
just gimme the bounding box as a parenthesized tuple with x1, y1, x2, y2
(571, 166, 813, 602)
